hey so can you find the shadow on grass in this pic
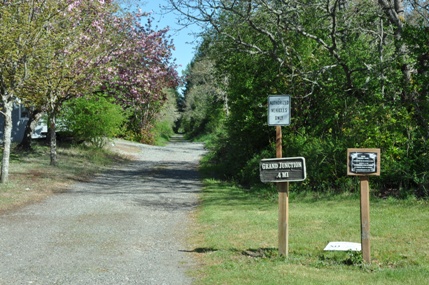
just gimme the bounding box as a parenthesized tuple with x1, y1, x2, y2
(181, 246, 366, 269)
(180, 247, 219, 254)
(181, 247, 281, 259)
(241, 247, 280, 259)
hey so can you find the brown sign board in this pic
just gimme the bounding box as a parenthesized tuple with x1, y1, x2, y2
(260, 157, 306, 183)
(347, 148, 380, 176)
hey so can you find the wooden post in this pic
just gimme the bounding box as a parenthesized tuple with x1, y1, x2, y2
(276, 126, 289, 256)
(278, 182, 289, 256)
(360, 176, 371, 263)
(347, 148, 379, 264)
(276, 126, 282, 158)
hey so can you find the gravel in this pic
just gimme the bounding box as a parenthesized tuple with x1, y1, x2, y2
(0, 136, 206, 285)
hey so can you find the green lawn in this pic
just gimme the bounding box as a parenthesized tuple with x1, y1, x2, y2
(191, 179, 429, 284)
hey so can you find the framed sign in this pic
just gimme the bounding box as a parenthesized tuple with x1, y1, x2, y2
(268, 95, 291, 126)
(347, 148, 380, 176)
(260, 157, 306, 183)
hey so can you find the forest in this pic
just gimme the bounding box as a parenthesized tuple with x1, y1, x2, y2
(173, 0, 429, 197)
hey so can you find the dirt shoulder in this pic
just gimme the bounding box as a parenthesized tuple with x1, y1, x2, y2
(0, 141, 128, 214)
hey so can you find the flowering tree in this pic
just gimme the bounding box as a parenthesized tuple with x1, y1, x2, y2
(1, 0, 179, 179)
(35, 0, 122, 165)
(31, 1, 179, 163)
(100, 12, 179, 143)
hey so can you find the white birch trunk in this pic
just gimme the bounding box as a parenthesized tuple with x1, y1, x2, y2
(1, 100, 14, 183)
(49, 111, 57, 166)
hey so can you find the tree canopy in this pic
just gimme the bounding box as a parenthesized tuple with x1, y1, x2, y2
(174, 0, 429, 197)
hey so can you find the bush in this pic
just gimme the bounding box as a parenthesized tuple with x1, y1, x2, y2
(60, 94, 125, 148)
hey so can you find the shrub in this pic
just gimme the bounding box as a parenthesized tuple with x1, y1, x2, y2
(60, 94, 125, 148)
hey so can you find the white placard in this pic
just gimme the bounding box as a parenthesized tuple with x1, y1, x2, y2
(324, 242, 361, 251)
(268, 95, 291, 126)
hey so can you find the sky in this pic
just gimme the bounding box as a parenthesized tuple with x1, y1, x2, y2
(138, 1, 201, 77)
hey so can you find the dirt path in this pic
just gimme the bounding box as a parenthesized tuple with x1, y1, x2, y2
(0, 136, 206, 284)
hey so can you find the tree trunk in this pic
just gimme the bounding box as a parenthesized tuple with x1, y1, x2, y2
(15, 109, 43, 151)
(1, 101, 14, 183)
(377, 0, 410, 99)
(49, 112, 57, 166)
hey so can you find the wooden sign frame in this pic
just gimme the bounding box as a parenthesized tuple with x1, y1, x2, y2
(347, 148, 380, 176)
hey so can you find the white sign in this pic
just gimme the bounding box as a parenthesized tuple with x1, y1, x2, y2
(324, 242, 361, 251)
(268, 95, 291, 126)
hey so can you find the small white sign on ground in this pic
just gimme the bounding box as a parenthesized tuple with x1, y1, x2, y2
(324, 242, 361, 251)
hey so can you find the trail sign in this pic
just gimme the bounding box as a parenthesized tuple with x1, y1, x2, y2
(260, 157, 306, 183)
(347, 148, 381, 264)
(268, 95, 291, 126)
(266, 96, 292, 257)
(347, 148, 380, 176)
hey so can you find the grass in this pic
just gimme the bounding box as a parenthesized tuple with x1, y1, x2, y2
(190, 179, 429, 284)
(0, 141, 127, 213)
(153, 119, 177, 146)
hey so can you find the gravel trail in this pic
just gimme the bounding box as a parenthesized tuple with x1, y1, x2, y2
(0, 136, 206, 284)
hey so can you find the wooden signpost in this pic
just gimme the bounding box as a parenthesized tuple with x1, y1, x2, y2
(261, 95, 379, 262)
(260, 95, 306, 256)
(347, 148, 381, 263)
